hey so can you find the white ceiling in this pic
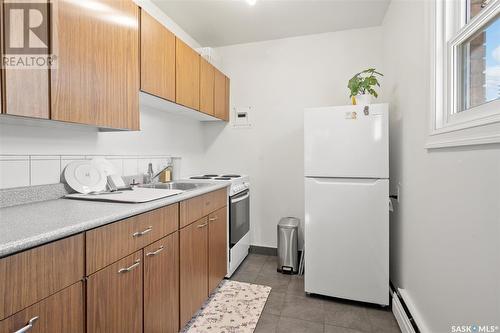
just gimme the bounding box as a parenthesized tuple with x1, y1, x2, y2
(152, 0, 391, 47)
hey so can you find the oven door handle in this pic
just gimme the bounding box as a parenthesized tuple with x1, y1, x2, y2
(231, 192, 249, 204)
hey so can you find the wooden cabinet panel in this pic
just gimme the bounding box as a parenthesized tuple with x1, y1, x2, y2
(144, 232, 179, 333)
(140, 10, 175, 101)
(0, 282, 84, 333)
(214, 69, 226, 120)
(51, 0, 140, 130)
(208, 206, 228, 293)
(199, 58, 215, 115)
(86, 204, 179, 274)
(2, 0, 49, 118)
(87, 251, 143, 333)
(0, 234, 84, 320)
(180, 217, 208, 327)
(180, 188, 228, 228)
(225, 76, 231, 121)
(175, 38, 200, 110)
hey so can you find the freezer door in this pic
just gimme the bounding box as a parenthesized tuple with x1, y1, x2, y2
(304, 177, 389, 305)
(304, 104, 388, 178)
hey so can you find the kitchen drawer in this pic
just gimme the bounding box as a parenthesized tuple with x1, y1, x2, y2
(86, 204, 178, 274)
(0, 282, 84, 333)
(180, 188, 228, 228)
(0, 234, 84, 321)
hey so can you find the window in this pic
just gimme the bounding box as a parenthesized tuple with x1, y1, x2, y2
(428, 0, 500, 148)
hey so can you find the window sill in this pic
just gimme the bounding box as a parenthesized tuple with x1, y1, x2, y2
(426, 120, 500, 149)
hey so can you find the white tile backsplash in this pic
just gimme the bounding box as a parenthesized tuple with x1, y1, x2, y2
(0, 154, 178, 189)
(31, 158, 61, 186)
(0, 159, 30, 188)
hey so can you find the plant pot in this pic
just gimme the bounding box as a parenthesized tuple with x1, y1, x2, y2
(354, 94, 372, 105)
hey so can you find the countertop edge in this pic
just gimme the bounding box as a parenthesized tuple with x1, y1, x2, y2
(0, 182, 230, 258)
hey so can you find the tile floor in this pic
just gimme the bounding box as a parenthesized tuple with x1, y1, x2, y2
(229, 254, 401, 333)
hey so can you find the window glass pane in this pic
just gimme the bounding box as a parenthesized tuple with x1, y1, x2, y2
(460, 15, 500, 112)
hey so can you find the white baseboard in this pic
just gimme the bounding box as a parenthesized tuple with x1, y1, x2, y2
(392, 291, 416, 333)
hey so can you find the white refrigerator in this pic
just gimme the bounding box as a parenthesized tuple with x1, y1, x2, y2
(304, 103, 389, 306)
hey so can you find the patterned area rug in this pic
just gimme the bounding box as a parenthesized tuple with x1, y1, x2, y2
(182, 280, 272, 333)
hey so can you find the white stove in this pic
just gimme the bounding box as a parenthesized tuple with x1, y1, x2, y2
(189, 174, 250, 276)
(189, 174, 249, 196)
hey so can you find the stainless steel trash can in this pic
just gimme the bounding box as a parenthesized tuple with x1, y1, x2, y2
(277, 217, 300, 274)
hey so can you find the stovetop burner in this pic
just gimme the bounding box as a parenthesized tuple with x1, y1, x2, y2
(214, 177, 231, 180)
(221, 174, 241, 178)
(203, 174, 219, 177)
(190, 176, 212, 179)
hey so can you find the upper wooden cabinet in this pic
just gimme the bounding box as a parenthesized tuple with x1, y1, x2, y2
(51, 0, 140, 130)
(214, 69, 227, 121)
(199, 59, 215, 116)
(175, 38, 200, 110)
(1, 0, 49, 119)
(140, 10, 176, 102)
(225, 76, 231, 121)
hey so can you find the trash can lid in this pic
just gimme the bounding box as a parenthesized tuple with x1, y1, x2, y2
(278, 217, 300, 228)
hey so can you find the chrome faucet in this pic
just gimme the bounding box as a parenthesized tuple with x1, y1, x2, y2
(145, 162, 172, 184)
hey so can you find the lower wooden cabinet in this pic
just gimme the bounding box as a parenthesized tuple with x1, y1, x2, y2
(144, 232, 179, 333)
(208, 206, 228, 293)
(180, 217, 209, 327)
(0, 282, 84, 333)
(87, 251, 143, 333)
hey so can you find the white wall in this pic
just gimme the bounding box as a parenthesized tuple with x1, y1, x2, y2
(381, 1, 500, 332)
(202, 27, 384, 248)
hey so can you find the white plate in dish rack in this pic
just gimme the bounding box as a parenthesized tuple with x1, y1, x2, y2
(65, 188, 184, 203)
(64, 160, 107, 194)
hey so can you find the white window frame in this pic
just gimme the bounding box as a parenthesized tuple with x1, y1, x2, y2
(427, 0, 500, 149)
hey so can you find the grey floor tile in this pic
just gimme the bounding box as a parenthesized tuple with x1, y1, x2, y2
(255, 273, 291, 293)
(287, 276, 305, 296)
(231, 269, 260, 283)
(263, 291, 286, 316)
(277, 317, 324, 333)
(255, 313, 279, 333)
(280, 294, 325, 322)
(323, 301, 372, 333)
(245, 254, 270, 266)
(325, 324, 365, 333)
(366, 307, 400, 333)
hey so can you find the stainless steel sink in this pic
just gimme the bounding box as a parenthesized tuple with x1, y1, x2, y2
(138, 181, 209, 191)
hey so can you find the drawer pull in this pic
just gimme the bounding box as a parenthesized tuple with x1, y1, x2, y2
(15, 316, 39, 333)
(118, 259, 141, 273)
(146, 245, 164, 257)
(209, 217, 217, 222)
(197, 223, 208, 228)
(132, 226, 152, 237)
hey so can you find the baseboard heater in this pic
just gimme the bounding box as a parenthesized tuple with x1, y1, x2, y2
(391, 284, 420, 333)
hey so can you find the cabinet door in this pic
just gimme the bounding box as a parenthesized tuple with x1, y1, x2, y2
(214, 69, 226, 120)
(180, 217, 208, 327)
(140, 10, 175, 102)
(144, 232, 179, 333)
(2, 0, 49, 118)
(208, 206, 228, 293)
(87, 251, 143, 333)
(0, 282, 84, 333)
(175, 38, 200, 110)
(225, 76, 231, 121)
(51, 0, 140, 130)
(199, 58, 214, 115)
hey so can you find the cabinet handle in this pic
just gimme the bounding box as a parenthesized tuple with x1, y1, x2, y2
(132, 226, 152, 237)
(197, 223, 208, 228)
(118, 259, 141, 273)
(14, 316, 39, 333)
(209, 217, 217, 222)
(146, 245, 164, 257)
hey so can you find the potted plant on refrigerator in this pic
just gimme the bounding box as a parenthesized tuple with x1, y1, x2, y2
(347, 68, 383, 105)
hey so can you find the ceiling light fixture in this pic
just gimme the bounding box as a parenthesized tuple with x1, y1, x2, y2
(246, 0, 257, 6)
